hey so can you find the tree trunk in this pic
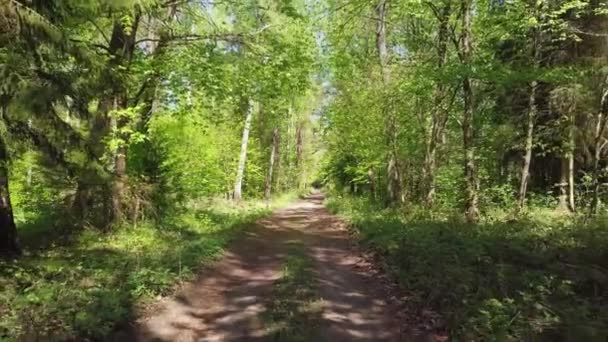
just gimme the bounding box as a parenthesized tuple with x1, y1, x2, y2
(0, 133, 20, 257)
(517, 20, 541, 213)
(71, 95, 113, 220)
(264, 127, 279, 200)
(517, 81, 538, 211)
(565, 109, 576, 212)
(557, 158, 571, 212)
(368, 168, 376, 199)
(568, 149, 575, 211)
(376, 0, 401, 205)
(109, 15, 139, 225)
(275, 147, 283, 193)
(386, 153, 402, 204)
(110, 90, 134, 225)
(295, 123, 303, 167)
(234, 100, 254, 201)
(72, 181, 91, 220)
(376, 0, 390, 85)
(284, 105, 294, 191)
(295, 123, 307, 190)
(591, 82, 608, 214)
(111, 147, 127, 223)
(461, 0, 479, 223)
(72, 17, 138, 226)
(423, 2, 450, 207)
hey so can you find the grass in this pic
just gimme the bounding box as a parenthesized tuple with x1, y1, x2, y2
(0, 193, 299, 341)
(325, 194, 608, 341)
(263, 241, 324, 341)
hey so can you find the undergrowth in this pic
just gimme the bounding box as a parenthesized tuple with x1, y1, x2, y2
(0, 193, 299, 341)
(326, 194, 608, 341)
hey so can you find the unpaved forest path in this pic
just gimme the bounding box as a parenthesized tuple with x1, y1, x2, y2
(129, 193, 435, 341)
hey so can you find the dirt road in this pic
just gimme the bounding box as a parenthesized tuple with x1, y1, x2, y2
(130, 193, 432, 341)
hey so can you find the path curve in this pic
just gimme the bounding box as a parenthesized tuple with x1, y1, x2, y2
(129, 193, 432, 341)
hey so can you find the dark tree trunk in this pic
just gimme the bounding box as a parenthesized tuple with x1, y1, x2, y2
(72, 181, 91, 220)
(0, 134, 20, 257)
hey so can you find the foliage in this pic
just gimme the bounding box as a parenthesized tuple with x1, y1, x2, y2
(0, 195, 298, 340)
(319, 0, 608, 214)
(326, 194, 608, 340)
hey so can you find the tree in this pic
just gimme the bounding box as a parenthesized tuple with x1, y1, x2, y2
(264, 127, 279, 199)
(422, 0, 452, 207)
(591, 76, 608, 213)
(234, 100, 254, 201)
(0, 124, 19, 256)
(459, 0, 479, 222)
(517, 2, 543, 212)
(375, 0, 403, 205)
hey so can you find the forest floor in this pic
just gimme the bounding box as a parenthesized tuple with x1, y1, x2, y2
(124, 193, 442, 341)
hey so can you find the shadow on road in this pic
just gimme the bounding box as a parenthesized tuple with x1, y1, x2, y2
(130, 194, 417, 341)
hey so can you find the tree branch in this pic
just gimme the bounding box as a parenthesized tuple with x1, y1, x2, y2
(5, 117, 77, 175)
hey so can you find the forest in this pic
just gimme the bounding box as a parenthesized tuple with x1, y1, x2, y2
(1, 0, 607, 341)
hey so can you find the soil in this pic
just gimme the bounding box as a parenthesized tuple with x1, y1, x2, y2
(122, 193, 443, 342)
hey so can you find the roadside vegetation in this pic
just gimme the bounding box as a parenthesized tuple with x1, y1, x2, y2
(326, 195, 608, 340)
(0, 193, 299, 340)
